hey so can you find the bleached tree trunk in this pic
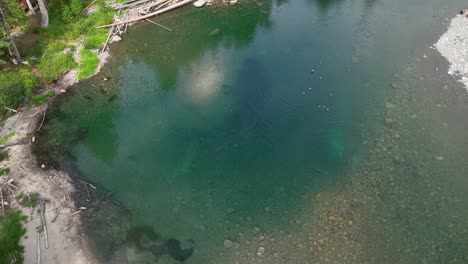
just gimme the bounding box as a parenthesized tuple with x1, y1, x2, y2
(37, 0, 48, 28)
(25, 0, 36, 15)
(0, 6, 21, 62)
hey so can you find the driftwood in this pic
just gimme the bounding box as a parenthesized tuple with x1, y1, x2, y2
(37, 232, 41, 264)
(37, 104, 47, 132)
(97, 0, 194, 28)
(101, 24, 115, 53)
(4, 106, 18, 113)
(0, 190, 4, 216)
(26, 0, 36, 15)
(145, 18, 172, 31)
(40, 201, 49, 249)
(37, 0, 49, 28)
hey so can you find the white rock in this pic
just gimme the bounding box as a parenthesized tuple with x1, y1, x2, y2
(111, 35, 122, 43)
(257, 246, 265, 257)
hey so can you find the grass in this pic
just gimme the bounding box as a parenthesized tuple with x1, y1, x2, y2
(0, 150, 8, 162)
(15, 192, 40, 208)
(78, 49, 99, 80)
(0, 132, 15, 145)
(0, 168, 10, 176)
(36, 42, 77, 84)
(84, 31, 108, 49)
(32, 91, 55, 106)
(0, 210, 27, 264)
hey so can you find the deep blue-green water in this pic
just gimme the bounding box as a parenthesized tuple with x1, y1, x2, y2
(36, 0, 468, 263)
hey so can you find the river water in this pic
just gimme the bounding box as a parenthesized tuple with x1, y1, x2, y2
(35, 0, 468, 263)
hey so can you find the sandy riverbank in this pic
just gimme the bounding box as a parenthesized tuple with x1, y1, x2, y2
(0, 68, 100, 263)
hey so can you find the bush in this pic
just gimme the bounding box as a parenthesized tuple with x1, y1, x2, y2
(0, 210, 27, 264)
(62, 0, 84, 23)
(0, 73, 26, 110)
(78, 49, 99, 79)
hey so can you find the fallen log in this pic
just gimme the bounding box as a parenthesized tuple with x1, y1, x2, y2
(97, 0, 194, 28)
(37, 104, 47, 132)
(40, 201, 49, 249)
(145, 18, 173, 31)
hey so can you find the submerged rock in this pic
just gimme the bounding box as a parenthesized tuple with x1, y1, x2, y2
(224, 239, 234, 249)
(167, 239, 194, 262)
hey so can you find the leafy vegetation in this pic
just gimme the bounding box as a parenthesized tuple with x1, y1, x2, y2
(0, 0, 116, 115)
(0, 167, 10, 175)
(0, 70, 39, 110)
(32, 91, 55, 106)
(36, 41, 77, 84)
(78, 49, 99, 79)
(15, 192, 40, 208)
(0, 150, 8, 161)
(0, 0, 27, 63)
(0, 131, 15, 145)
(0, 210, 27, 264)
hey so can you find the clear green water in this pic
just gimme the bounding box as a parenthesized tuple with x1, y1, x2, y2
(36, 0, 468, 263)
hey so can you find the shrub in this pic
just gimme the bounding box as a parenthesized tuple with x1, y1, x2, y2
(0, 210, 27, 264)
(78, 49, 99, 79)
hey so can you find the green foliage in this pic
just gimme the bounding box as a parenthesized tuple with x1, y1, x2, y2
(0, 70, 39, 110)
(0, 0, 27, 62)
(32, 91, 55, 106)
(0, 167, 10, 176)
(0, 73, 25, 110)
(0, 150, 8, 161)
(62, 0, 84, 23)
(78, 49, 99, 79)
(83, 31, 107, 49)
(19, 69, 39, 97)
(0, 210, 27, 264)
(15, 192, 40, 208)
(37, 42, 77, 83)
(0, 132, 15, 145)
(43, 0, 114, 41)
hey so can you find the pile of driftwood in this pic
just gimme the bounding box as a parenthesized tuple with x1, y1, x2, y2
(98, 0, 195, 52)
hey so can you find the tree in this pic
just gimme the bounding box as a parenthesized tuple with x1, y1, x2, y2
(0, 4, 21, 63)
(25, 0, 36, 15)
(37, 0, 48, 28)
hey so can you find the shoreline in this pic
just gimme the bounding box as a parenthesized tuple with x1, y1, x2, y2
(1, 4, 467, 264)
(0, 9, 119, 264)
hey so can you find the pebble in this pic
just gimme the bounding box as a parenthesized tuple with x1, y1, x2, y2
(253, 226, 261, 233)
(224, 239, 234, 249)
(257, 246, 265, 257)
